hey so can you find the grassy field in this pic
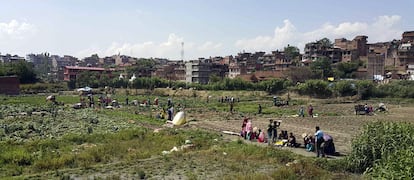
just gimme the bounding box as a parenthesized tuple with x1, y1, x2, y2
(1, 89, 412, 179)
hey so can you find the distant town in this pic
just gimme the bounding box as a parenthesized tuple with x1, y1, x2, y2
(1, 31, 413, 85)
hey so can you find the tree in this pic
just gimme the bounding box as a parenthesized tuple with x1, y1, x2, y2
(335, 61, 360, 78)
(0, 60, 38, 83)
(284, 45, 301, 66)
(310, 57, 333, 79)
(76, 71, 100, 88)
(127, 58, 156, 77)
(317, 37, 333, 48)
(286, 66, 313, 83)
(209, 74, 221, 84)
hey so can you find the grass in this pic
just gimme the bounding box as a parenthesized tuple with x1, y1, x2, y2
(0, 92, 364, 179)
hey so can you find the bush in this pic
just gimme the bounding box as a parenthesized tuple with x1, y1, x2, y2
(334, 81, 357, 97)
(295, 80, 332, 98)
(346, 121, 414, 177)
(368, 146, 414, 179)
(20, 82, 68, 94)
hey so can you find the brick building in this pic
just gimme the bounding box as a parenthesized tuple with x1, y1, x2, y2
(334, 35, 368, 62)
(63, 66, 117, 81)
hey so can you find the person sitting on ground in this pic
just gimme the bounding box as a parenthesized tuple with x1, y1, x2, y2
(251, 127, 258, 140)
(281, 130, 288, 139)
(278, 131, 284, 140)
(257, 129, 265, 143)
(288, 132, 297, 147)
(304, 135, 315, 152)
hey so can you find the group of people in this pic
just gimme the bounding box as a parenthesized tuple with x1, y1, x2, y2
(302, 126, 336, 157)
(298, 104, 314, 118)
(239, 118, 298, 147)
(240, 118, 265, 142)
(239, 118, 334, 157)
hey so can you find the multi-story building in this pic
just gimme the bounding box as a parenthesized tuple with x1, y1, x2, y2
(335, 36, 368, 62)
(152, 60, 186, 82)
(185, 58, 211, 84)
(234, 52, 265, 73)
(51, 55, 78, 81)
(0, 54, 25, 63)
(303, 42, 342, 63)
(80, 54, 100, 67)
(401, 31, 414, 43)
(228, 62, 247, 79)
(367, 53, 385, 80)
(63, 66, 117, 81)
(368, 40, 400, 68)
(398, 31, 414, 71)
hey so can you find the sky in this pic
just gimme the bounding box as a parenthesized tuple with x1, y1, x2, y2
(0, 0, 413, 60)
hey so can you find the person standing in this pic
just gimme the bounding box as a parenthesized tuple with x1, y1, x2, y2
(267, 119, 274, 145)
(314, 126, 325, 157)
(299, 106, 305, 117)
(272, 121, 280, 143)
(258, 104, 262, 114)
(308, 104, 314, 118)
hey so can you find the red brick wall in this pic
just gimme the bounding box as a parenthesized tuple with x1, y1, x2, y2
(0, 76, 20, 95)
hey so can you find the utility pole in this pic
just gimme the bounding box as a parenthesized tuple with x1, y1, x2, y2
(181, 42, 184, 61)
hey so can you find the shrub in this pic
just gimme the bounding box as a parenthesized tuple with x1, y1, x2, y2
(346, 121, 414, 176)
(367, 146, 414, 179)
(295, 80, 332, 98)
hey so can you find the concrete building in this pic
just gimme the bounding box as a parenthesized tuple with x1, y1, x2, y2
(228, 62, 246, 79)
(185, 58, 212, 84)
(398, 31, 414, 71)
(303, 42, 342, 63)
(0, 54, 25, 63)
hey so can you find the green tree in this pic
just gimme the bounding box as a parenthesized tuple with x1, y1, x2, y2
(335, 61, 360, 78)
(76, 71, 100, 88)
(0, 60, 38, 83)
(317, 37, 333, 48)
(284, 45, 301, 66)
(296, 79, 332, 98)
(310, 57, 333, 79)
(127, 58, 156, 77)
(209, 74, 221, 84)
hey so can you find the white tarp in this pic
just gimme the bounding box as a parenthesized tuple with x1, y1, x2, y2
(77, 87, 92, 92)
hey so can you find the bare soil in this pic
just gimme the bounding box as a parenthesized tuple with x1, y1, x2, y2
(188, 102, 414, 155)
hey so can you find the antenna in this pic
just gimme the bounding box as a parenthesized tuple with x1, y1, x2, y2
(181, 42, 184, 61)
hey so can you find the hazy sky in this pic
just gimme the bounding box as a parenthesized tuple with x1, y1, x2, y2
(1, 0, 413, 60)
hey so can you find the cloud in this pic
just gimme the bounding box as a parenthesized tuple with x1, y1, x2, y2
(235, 15, 403, 53)
(77, 33, 224, 59)
(0, 19, 36, 40)
(78, 15, 404, 59)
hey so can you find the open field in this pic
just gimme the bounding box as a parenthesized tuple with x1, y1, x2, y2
(1, 89, 413, 179)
